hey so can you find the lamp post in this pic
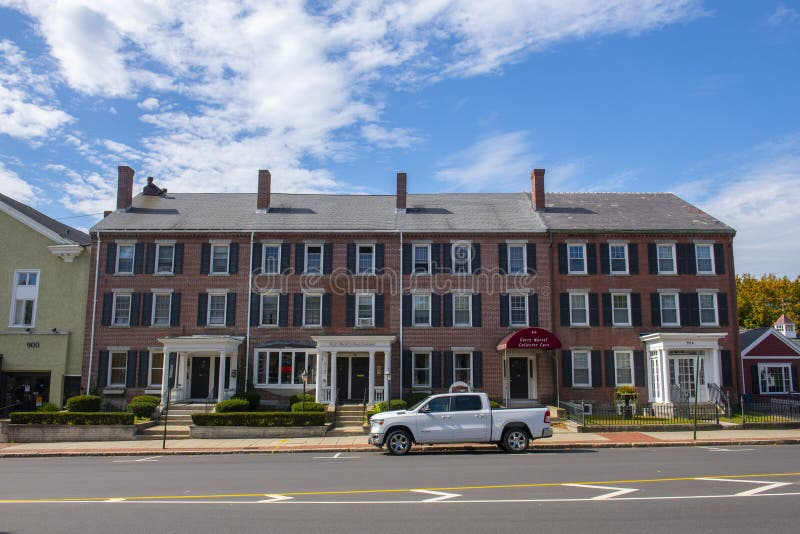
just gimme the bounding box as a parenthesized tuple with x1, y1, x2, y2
(384, 369, 392, 410)
(301, 368, 309, 412)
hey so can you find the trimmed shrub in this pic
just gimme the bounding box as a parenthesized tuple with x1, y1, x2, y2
(37, 402, 59, 412)
(405, 392, 431, 406)
(289, 393, 315, 405)
(374, 399, 407, 413)
(232, 391, 261, 411)
(192, 412, 326, 427)
(10, 412, 134, 425)
(489, 400, 503, 409)
(215, 398, 250, 413)
(290, 401, 325, 412)
(66, 395, 102, 412)
(130, 395, 160, 404)
(127, 400, 158, 419)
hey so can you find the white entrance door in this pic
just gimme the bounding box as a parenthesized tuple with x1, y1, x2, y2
(668, 354, 706, 402)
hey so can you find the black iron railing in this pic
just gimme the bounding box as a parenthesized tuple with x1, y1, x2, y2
(741, 396, 800, 423)
(561, 400, 720, 426)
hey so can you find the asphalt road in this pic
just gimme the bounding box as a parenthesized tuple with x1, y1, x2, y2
(1, 445, 799, 533)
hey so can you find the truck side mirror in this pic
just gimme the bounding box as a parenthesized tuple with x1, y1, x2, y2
(419, 405, 430, 414)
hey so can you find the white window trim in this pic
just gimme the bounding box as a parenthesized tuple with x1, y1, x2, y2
(304, 243, 324, 275)
(758, 363, 793, 395)
(614, 350, 634, 386)
(569, 292, 590, 327)
(509, 293, 529, 327)
(507, 244, 527, 275)
(148, 351, 164, 387)
(116, 243, 136, 275)
(259, 292, 280, 327)
(660, 292, 681, 327)
(412, 351, 432, 388)
(355, 293, 375, 327)
(453, 351, 474, 385)
(695, 243, 716, 275)
(302, 292, 323, 327)
(9, 269, 40, 328)
(262, 244, 282, 275)
(412, 243, 432, 275)
(356, 244, 376, 275)
(698, 292, 719, 326)
(150, 292, 172, 327)
(412, 293, 432, 327)
(567, 243, 587, 275)
(452, 242, 472, 275)
(154, 243, 175, 275)
(657, 243, 677, 275)
(452, 293, 473, 327)
(112, 293, 132, 327)
(253, 350, 318, 388)
(611, 292, 632, 327)
(209, 243, 230, 275)
(206, 292, 228, 327)
(108, 351, 128, 386)
(608, 242, 629, 275)
(572, 350, 592, 388)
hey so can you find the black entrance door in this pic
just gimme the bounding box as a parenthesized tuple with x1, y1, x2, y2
(509, 358, 528, 399)
(191, 357, 211, 399)
(350, 358, 369, 402)
(336, 358, 350, 402)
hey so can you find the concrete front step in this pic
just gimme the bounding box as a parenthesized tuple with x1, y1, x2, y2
(327, 426, 369, 437)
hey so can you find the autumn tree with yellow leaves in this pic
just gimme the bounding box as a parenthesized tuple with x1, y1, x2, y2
(737, 274, 800, 329)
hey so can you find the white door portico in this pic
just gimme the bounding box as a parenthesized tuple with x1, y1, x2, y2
(158, 335, 244, 406)
(640, 332, 727, 404)
(312, 335, 396, 406)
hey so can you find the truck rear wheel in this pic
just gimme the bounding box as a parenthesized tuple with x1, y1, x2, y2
(385, 429, 412, 455)
(501, 428, 530, 453)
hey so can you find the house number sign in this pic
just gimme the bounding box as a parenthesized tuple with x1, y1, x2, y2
(26, 341, 40, 349)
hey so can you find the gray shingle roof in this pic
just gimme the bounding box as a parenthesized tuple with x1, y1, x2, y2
(0, 192, 91, 245)
(740, 328, 770, 351)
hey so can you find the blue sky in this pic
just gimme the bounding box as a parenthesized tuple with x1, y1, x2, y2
(0, 1, 798, 276)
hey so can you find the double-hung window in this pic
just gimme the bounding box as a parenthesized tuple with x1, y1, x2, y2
(356, 293, 374, 327)
(695, 244, 714, 274)
(454, 352, 473, 384)
(510, 294, 528, 326)
(303, 293, 322, 326)
(413, 244, 430, 274)
(508, 244, 526, 274)
(609, 244, 628, 274)
(112, 293, 132, 326)
(155, 244, 174, 274)
(611, 293, 631, 326)
(255, 351, 316, 386)
(116, 244, 135, 274)
(210, 244, 230, 274)
(453, 294, 472, 326)
(569, 293, 589, 326)
(453, 244, 471, 274)
(9, 270, 39, 327)
(207, 293, 227, 326)
(151, 293, 172, 326)
(357, 245, 374, 274)
(149, 352, 164, 386)
(758, 364, 792, 394)
(572, 351, 591, 387)
(260, 294, 279, 326)
(305, 245, 322, 274)
(412, 352, 431, 388)
(657, 244, 676, 274)
(660, 293, 680, 326)
(614, 351, 634, 386)
(263, 245, 281, 274)
(412, 294, 431, 326)
(568, 244, 586, 274)
(698, 293, 718, 326)
(109, 352, 127, 386)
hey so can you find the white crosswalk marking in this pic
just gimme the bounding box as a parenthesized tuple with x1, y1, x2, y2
(562, 484, 639, 500)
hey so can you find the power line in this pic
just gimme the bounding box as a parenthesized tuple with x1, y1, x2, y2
(54, 212, 105, 221)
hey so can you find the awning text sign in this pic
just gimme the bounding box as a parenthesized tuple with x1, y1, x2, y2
(497, 327, 562, 351)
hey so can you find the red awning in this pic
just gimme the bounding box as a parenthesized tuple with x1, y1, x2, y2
(496, 327, 562, 351)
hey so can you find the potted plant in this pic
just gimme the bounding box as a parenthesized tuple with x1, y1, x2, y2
(615, 385, 639, 419)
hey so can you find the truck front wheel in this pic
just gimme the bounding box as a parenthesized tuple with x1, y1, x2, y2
(385, 429, 412, 455)
(501, 428, 530, 453)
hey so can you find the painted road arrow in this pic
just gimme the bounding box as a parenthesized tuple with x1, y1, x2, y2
(562, 484, 639, 500)
(257, 494, 294, 503)
(696, 478, 792, 496)
(411, 489, 462, 502)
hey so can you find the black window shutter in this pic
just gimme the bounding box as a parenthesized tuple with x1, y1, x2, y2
(293, 293, 304, 326)
(225, 293, 236, 326)
(322, 293, 332, 326)
(375, 293, 385, 327)
(628, 244, 639, 274)
(472, 294, 482, 327)
(718, 293, 729, 326)
(562, 351, 572, 387)
(279, 294, 288, 327)
(197, 293, 208, 326)
(791, 365, 798, 392)
(682, 292, 699, 327)
(133, 243, 144, 274)
(251, 242, 262, 272)
(345, 294, 355, 327)
(141, 293, 153, 327)
(402, 294, 412, 327)
(97, 351, 109, 387)
(431, 351, 442, 388)
(602, 293, 612, 327)
(591, 351, 602, 387)
(431, 293, 441, 327)
(280, 243, 290, 274)
(323, 243, 333, 274)
(250, 293, 260, 326)
(402, 243, 412, 274)
(130, 293, 141, 326)
(559, 293, 570, 326)
(346, 243, 356, 274)
(586, 244, 597, 274)
(105, 243, 117, 274)
(138, 350, 149, 387)
(295, 243, 304, 274)
(101, 293, 113, 326)
(686, 244, 696, 275)
(229, 243, 239, 274)
(528, 293, 538, 327)
(200, 244, 210, 274)
(500, 293, 509, 327)
(431, 243, 441, 274)
(402, 351, 412, 389)
(714, 243, 725, 274)
(471, 243, 481, 274)
(721, 350, 733, 387)
(174, 243, 184, 274)
(679, 293, 690, 327)
(444, 351, 454, 387)
(589, 293, 600, 326)
(526, 243, 537, 273)
(473, 351, 483, 388)
(605, 351, 616, 387)
(498, 244, 508, 275)
(600, 244, 610, 275)
(751, 363, 760, 394)
(170, 293, 181, 327)
(557, 243, 568, 274)
(634, 351, 646, 387)
(375, 243, 385, 274)
(442, 293, 453, 327)
(126, 350, 137, 387)
(631, 293, 642, 327)
(647, 244, 657, 274)
(442, 244, 452, 274)
(650, 293, 661, 326)
(677, 244, 695, 275)
(145, 243, 156, 274)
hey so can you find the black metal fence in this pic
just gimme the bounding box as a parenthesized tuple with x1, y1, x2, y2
(741, 396, 800, 423)
(560, 400, 720, 427)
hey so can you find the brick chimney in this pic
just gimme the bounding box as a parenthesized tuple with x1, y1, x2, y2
(117, 166, 134, 211)
(396, 172, 407, 212)
(531, 168, 545, 211)
(257, 169, 271, 211)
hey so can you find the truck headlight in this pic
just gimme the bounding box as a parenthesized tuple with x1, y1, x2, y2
(371, 419, 384, 426)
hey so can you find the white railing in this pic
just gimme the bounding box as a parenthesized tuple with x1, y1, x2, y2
(374, 386, 385, 403)
(319, 387, 332, 404)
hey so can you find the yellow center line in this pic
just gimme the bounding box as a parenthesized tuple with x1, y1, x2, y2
(1, 471, 799, 504)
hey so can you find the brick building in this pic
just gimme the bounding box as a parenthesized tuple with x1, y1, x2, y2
(81, 166, 739, 410)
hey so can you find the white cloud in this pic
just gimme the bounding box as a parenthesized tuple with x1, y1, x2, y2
(137, 97, 159, 111)
(767, 5, 800, 27)
(0, 161, 38, 204)
(361, 124, 420, 149)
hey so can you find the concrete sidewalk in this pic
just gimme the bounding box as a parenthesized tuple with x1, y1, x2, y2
(2, 426, 800, 457)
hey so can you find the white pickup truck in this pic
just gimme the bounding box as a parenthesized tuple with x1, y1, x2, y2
(368, 392, 552, 455)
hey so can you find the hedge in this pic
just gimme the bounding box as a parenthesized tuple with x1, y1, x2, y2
(130, 395, 160, 405)
(232, 391, 261, 410)
(37, 402, 59, 412)
(10, 412, 134, 425)
(192, 412, 326, 427)
(374, 399, 407, 413)
(290, 401, 325, 412)
(65, 395, 102, 412)
(127, 400, 158, 419)
(215, 398, 250, 413)
(289, 393, 315, 405)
